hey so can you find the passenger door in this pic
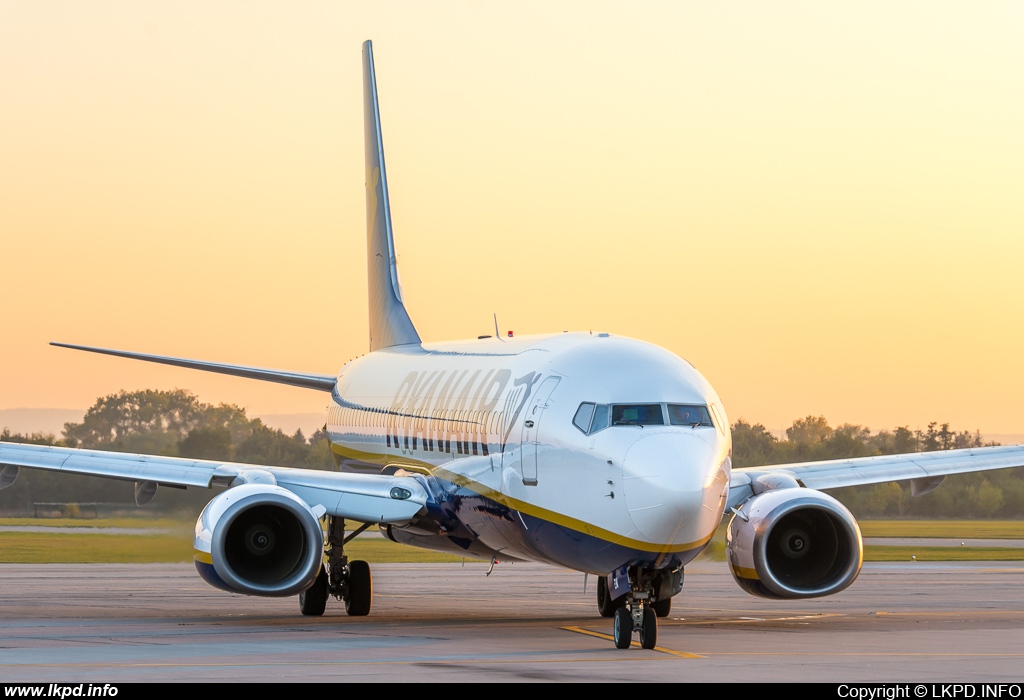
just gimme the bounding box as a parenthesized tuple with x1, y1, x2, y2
(520, 376, 560, 486)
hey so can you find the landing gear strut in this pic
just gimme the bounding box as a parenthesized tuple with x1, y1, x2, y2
(607, 567, 662, 650)
(298, 516, 373, 617)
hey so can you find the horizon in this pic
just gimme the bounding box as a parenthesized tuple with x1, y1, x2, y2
(4, 405, 1023, 449)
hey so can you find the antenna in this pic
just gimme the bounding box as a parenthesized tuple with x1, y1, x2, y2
(494, 313, 504, 342)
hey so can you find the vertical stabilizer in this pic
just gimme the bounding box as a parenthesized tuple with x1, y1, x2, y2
(362, 40, 421, 352)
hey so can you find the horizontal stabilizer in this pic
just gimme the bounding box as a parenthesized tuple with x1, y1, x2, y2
(51, 342, 336, 393)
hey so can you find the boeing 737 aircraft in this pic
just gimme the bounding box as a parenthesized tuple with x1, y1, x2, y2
(2, 41, 1023, 650)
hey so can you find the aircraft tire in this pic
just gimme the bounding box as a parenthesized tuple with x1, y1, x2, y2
(612, 607, 632, 649)
(597, 576, 626, 618)
(652, 596, 671, 618)
(344, 560, 372, 617)
(298, 565, 328, 616)
(639, 606, 657, 650)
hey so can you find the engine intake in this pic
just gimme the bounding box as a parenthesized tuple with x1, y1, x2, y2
(194, 484, 324, 597)
(727, 488, 862, 599)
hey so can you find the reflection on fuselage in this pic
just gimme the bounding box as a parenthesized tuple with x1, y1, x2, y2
(323, 333, 732, 573)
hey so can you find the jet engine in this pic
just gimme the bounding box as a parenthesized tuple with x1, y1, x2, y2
(726, 488, 862, 599)
(193, 483, 324, 597)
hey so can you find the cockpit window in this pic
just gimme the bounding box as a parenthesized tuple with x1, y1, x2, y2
(612, 404, 665, 426)
(573, 402, 712, 435)
(590, 404, 609, 433)
(573, 403, 596, 434)
(668, 404, 713, 427)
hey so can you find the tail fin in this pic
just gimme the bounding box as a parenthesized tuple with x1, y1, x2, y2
(362, 40, 421, 352)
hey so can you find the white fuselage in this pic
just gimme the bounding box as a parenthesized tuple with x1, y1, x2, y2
(324, 332, 732, 574)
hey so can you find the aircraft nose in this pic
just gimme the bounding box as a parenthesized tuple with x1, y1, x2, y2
(622, 432, 718, 542)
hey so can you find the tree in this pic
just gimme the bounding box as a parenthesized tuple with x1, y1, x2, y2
(729, 414, 1017, 518)
(0, 429, 59, 446)
(730, 419, 778, 468)
(2, 389, 331, 513)
(64, 389, 205, 455)
(786, 416, 833, 459)
(179, 426, 234, 461)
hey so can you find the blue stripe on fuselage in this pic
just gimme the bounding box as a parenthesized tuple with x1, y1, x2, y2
(403, 473, 703, 573)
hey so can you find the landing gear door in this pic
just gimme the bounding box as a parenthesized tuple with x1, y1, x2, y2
(521, 376, 560, 486)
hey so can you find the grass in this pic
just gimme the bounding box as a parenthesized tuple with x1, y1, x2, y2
(0, 516, 193, 529)
(2, 516, 1023, 563)
(695, 519, 1024, 563)
(864, 546, 1024, 562)
(859, 520, 1024, 539)
(344, 539, 483, 564)
(0, 529, 479, 564)
(0, 517, 410, 532)
(0, 532, 195, 563)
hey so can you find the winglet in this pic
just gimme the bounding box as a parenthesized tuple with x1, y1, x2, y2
(362, 40, 421, 352)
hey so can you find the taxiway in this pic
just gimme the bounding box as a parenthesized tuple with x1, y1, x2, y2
(1, 561, 1021, 682)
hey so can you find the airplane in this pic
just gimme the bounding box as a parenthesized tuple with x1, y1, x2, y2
(2, 40, 1024, 650)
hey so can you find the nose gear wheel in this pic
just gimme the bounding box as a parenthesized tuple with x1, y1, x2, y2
(607, 566, 666, 650)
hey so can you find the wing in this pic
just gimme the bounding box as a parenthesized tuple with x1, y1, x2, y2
(51, 342, 337, 393)
(0, 442, 425, 524)
(728, 443, 1024, 509)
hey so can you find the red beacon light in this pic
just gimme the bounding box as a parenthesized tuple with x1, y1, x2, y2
(507, 330, 514, 338)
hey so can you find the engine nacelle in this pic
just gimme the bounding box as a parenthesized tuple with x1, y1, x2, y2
(193, 484, 324, 597)
(726, 488, 862, 599)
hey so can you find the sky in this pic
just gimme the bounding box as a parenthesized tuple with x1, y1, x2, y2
(2, 2, 1022, 437)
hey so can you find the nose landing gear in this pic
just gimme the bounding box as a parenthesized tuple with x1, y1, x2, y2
(611, 589, 658, 649)
(607, 568, 661, 650)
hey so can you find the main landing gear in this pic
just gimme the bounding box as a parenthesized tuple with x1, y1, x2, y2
(298, 516, 373, 617)
(600, 567, 678, 649)
(596, 575, 626, 618)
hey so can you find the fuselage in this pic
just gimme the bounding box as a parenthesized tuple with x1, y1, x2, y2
(325, 332, 732, 574)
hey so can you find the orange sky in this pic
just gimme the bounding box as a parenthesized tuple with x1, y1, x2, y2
(2, 2, 1022, 435)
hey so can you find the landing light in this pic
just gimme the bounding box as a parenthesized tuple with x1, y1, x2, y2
(390, 487, 412, 500)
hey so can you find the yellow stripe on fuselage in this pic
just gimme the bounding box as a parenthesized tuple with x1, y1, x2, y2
(330, 442, 401, 469)
(329, 442, 714, 555)
(433, 466, 714, 555)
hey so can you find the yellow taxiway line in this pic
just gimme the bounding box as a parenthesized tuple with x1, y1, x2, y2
(560, 626, 704, 658)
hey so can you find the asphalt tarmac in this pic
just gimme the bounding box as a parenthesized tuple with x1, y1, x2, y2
(1, 560, 1022, 682)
